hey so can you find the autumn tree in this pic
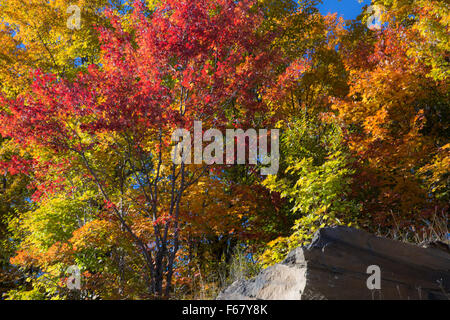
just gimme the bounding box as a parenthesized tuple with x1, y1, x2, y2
(1, 0, 277, 298)
(0, 136, 32, 297)
(256, 9, 355, 264)
(332, 7, 449, 232)
(1, 0, 447, 300)
(372, 0, 449, 81)
(0, 0, 127, 97)
(0, 0, 131, 297)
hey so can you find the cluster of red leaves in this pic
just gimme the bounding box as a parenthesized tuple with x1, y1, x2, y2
(0, 155, 31, 176)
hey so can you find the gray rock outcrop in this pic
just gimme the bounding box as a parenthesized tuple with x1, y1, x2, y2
(217, 226, 450, 300)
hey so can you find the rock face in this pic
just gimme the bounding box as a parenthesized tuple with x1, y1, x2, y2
(217, 227, 450, 300)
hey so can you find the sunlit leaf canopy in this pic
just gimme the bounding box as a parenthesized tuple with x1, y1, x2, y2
(0, 0, 448, 299)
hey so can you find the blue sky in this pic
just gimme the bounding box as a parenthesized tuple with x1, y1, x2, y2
(318, 0, 371, 20)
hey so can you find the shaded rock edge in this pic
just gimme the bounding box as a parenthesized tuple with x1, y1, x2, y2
(217, 226, 450, 300)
